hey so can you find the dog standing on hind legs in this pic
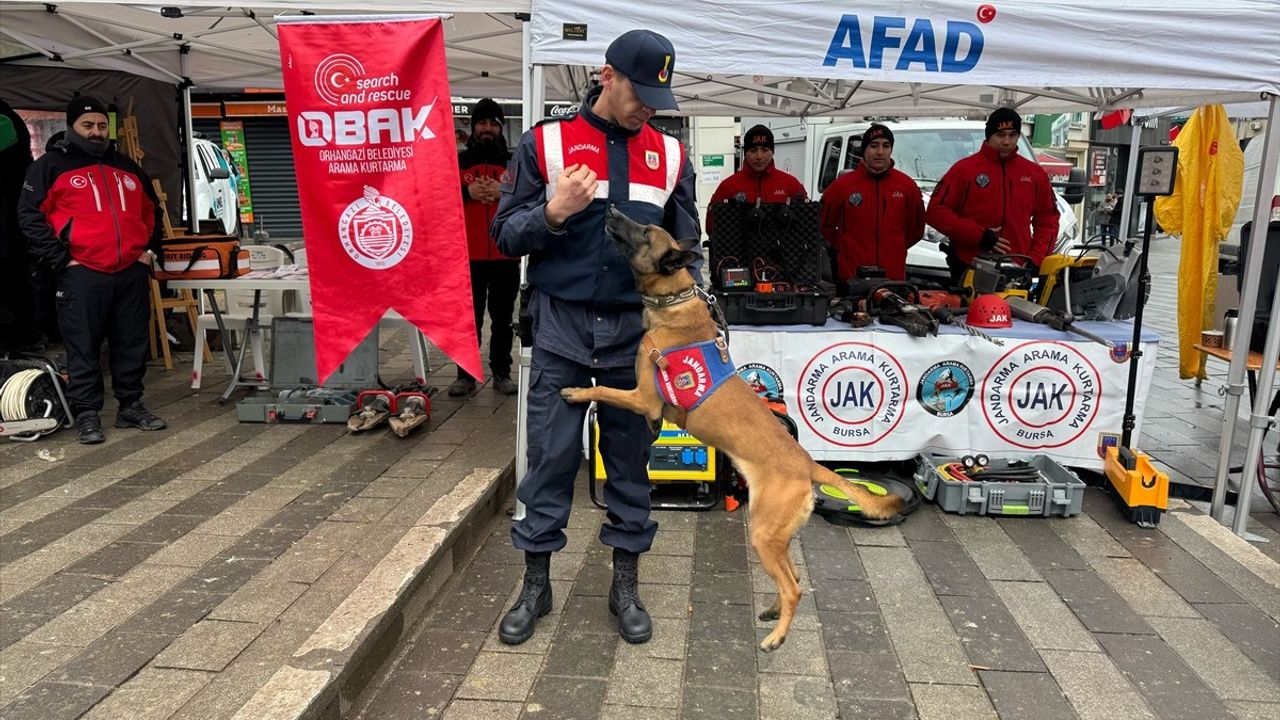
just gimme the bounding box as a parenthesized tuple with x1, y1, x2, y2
(561, 207, 905, 651)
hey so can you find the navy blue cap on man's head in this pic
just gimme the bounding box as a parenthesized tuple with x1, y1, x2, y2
(604, 30, 678, 111)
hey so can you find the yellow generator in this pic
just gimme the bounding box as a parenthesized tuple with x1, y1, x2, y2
(587, 407, 721, 510)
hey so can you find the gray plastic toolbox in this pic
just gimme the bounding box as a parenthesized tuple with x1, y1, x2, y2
(236, 318, 378, 423)
(913, 453, 1086, 517)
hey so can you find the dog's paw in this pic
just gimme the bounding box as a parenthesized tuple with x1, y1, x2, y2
(560, 387, 590, 403)
(758, 608, 780, 622)
(758, 632, 787, 653)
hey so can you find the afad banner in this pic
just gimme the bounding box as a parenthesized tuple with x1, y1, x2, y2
(277, 16, 481, 384)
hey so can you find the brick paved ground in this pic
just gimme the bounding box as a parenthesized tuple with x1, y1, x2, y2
(0, 332, 517, 719)
(353, 236, 1280, 720)
(1, 234, 1277, 719)
(354, 479, 1279, 720)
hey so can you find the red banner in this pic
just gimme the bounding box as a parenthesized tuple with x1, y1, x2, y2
(278, 17, 480, 384)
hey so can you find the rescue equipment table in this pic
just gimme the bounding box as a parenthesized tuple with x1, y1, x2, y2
(169, 277, 430, 404)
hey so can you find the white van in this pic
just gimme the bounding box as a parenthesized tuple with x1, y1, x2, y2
(799, 119, 1080, 280)
(191, 136, 240, 236)
(1225, 136, 1280, 258)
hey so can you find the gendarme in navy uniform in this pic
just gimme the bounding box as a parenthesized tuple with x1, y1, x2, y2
(491, 29, 701, 647)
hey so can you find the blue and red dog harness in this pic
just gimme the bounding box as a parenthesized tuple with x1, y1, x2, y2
(647, 336, 735, 413)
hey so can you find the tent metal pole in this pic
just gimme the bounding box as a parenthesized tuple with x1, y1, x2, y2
(1214, 94, 1280, 528)
(182, 83, 199, 235)
(1118, 119, 1142, 242)
(513, 18, 535, 522)
(1223, 94, 1274, 532)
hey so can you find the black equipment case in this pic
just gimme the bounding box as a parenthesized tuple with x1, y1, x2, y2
(707, 201, 830, 326)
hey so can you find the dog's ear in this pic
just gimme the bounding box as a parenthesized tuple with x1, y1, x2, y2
(657, 248, 699, 275)
(676, 236, 700, 252)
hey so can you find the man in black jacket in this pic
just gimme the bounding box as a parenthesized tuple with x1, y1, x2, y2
(17, 95, 167, 444)
(0, 98, 39, 354)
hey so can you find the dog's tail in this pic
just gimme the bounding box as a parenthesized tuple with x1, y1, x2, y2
(810, 465, 905, 521)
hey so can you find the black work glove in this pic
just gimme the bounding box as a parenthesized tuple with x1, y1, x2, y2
(979, 228, 999, 251)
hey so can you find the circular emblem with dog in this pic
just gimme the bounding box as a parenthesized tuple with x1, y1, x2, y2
(981, 341, 1102, 449)
(797, 342, 907, 447)
(917, 361, 975, 417)
(738, 363, 784, 401)
(849, 192, 863, 207)
(975, 173, 990, 188)
(338, 185, 413, 270)
(123, 176, 137, 191)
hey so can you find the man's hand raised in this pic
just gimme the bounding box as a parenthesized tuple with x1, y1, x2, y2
(545, 164, 598, 229)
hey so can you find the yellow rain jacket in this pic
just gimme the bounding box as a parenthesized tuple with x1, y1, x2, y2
(1154, 105, 1244, 379)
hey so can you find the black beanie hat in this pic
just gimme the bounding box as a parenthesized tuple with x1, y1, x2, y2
(66, 95, 108, 127)
(985, 107, 1022, 139)
(743, 124, 774, 151)
(860, 124, 894, 152)
(471, 98, 504, 126)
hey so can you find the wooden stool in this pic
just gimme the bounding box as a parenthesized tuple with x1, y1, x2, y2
(149, 276, 209, 370)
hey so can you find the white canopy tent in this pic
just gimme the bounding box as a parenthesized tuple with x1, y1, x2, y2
(528, 0, 1280, 536)
(0, 0, 555, 224)
(530, 0, 1278, 118)
(1, 1, 533, 96)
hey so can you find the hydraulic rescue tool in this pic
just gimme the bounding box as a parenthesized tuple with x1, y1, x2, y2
(1004, 296, 1114, 348)
(389, 391, 432, 437)
(870, 285, 939, 337)
(348, 390, 394, 432)
(1104, 146, 1176, 527)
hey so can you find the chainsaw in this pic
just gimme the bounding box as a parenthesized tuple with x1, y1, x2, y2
(961, 254, 1036, 300)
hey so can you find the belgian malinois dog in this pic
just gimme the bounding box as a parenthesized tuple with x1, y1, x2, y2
(561, 207, 904, 651)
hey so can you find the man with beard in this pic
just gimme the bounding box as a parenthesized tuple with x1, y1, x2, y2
(17, 95, 167, 444)
(706, 124, 807, 236)
(820, 123, 924, 283)
(451, 98, 518, 397)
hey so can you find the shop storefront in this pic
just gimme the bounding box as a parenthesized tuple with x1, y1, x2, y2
(191, 95, 686, 241)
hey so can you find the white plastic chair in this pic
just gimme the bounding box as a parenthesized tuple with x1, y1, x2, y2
(191, 245, 287, 389)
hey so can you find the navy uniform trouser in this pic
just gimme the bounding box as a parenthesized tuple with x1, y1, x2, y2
(512, 345, 657, 555)
(55, 263, 150, 417)
(458, 260, 519, 381)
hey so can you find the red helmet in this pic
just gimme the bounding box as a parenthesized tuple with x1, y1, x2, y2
(967, 294, 1012, 328)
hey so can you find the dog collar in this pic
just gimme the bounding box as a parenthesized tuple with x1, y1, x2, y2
(641, 287, 697, 309)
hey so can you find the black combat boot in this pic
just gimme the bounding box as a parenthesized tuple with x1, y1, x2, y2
(499, 551, 552, 645)
(609, 547, 652, 643)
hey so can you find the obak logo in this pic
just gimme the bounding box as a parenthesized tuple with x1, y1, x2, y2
(823, 14, 987, 73)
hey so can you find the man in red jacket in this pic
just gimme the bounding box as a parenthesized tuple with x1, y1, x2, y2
(18, 95, 166, 444)
(926, 107, 1059, 282)
(820, 124, 924, 283)
(707, 124, 806, 235)
(451, 98, 518, 397)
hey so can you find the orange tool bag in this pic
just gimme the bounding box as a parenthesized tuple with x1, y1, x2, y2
(155, 236, 250, 280)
